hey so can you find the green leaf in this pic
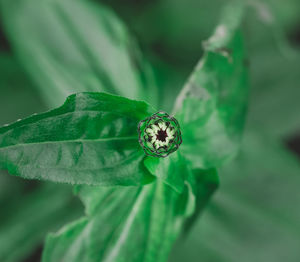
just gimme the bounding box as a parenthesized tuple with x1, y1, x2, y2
(0, 92, 155, 186)
(0, 183, 82, 262)
(173, 2, 248, 169)
(144, 151, 188, 193)
(42, 177, 196, 262)
(0, 0, 158, 107)
(169, 130, 300, 262)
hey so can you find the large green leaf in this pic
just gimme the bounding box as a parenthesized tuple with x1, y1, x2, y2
(42, 177, 196, 262)
(0, 92, 155, 186)
(0, 0, 158, 107)
(173, 3, 248, 169)
(170, 129, 300, 262)
(0, 183, 82, 262)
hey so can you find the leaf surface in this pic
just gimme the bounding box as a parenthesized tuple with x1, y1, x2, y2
(0, 92, 155, 186)
(173, 3, 248, 169)
(42, 178, 195, 262)
(144, 151, 188, 193)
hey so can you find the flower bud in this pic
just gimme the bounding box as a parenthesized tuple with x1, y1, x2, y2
(138, 111, 182, 157)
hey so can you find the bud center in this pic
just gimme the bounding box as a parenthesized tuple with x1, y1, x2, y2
(156, 129, 167, 142)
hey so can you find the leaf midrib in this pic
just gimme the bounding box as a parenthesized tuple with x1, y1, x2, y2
(0, 136, 138, 150)
(15, 151, 142, 172)
(0, 109, 140, 135)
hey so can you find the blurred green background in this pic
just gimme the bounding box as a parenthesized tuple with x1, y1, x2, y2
(0, 0, 300, 261)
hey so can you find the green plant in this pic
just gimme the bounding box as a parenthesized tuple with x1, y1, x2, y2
(0, 0, 299, 262)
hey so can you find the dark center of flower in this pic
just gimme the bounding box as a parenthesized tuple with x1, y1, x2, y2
(156, 129, 167, 142)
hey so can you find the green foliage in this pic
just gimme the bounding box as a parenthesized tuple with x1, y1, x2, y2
(144, 151, 187, 193)
(0, 92, 155, 186)
(42, 179, 195, 262)
(0, 0, 247, 260)
(170, 129, 300, 262)
(137, 1, 300, 261)
(1, 0, 298, 261)
(174, 3, 248, 169)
